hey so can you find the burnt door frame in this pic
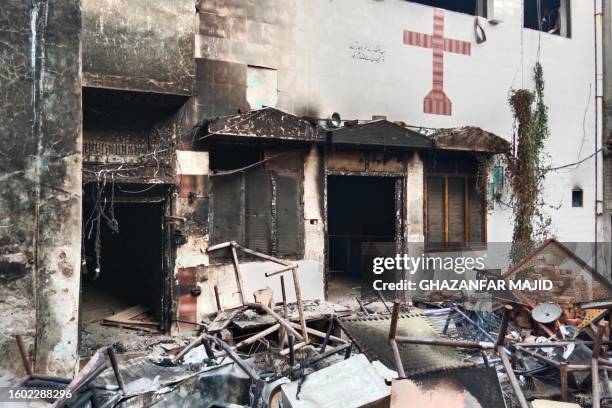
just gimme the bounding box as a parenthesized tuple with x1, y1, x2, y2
(323, 171, 406, 299)
(161, 191, 174, 333)
(79, 185, 174, 335)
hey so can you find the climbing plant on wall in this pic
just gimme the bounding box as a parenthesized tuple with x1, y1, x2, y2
(506, 62, 551, 265)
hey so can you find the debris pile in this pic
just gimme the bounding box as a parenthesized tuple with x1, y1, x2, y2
(6, 241, 612, 407)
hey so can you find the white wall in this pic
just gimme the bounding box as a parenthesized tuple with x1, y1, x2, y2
(195, 0, 603, 291)
(270, 0, 599, 243)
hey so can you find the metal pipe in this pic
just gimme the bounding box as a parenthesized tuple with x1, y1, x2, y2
(561, 362, 568, 401)
(207, 335, 259, 381)
(265, 265, 298, 277)
(515, 345, 561, 368)
(390, 339, 405, 378)
(498, 345, 529, 408)
(245, 303, 304, 342)
(214, 285, 222, 312)
(394, 336, 495, 350)
(320, 316, 335, 353)
(15, 335, 33, 376)
(592, 322, 606, 408)
(389, 300, 401, 340)
(288, 335, 295, 367)
(107, 347, 126, 394)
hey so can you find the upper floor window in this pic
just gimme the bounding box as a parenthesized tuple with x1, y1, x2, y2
(524, 0, 571, 37)
(407, 0, 488, 17)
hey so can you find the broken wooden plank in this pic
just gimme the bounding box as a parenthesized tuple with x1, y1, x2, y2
(104, 305, 149, 322)
(101, 321, 158, 333)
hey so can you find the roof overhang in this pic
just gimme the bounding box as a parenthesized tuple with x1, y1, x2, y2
(431, 127, 510, 154)
(326, 120, 432, 149)
(201, 107, 323, 143)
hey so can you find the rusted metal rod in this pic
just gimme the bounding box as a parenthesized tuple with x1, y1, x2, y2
(389, 300, 401, 340)
(288, 335, 295, 366)
(281, 341, 307, 356)
(515, 340, 612, 348)
(207, 241, 233, 251)
(107, 346, 126, 394)
(290, 267, 309, 344)
(390, 339, 405, 378)
(232, 324, 281, 350)
(592, 322, 606, 408)
(15, 335, 33, 376)
(279, 275, 288, 347)
(207, 335, 260, 381)
(498, 345, 529, 408)
(246, 303, 304, 342)
(265, 264, 299, 277)
(560, 362, 568, 402)
(515, 345, 561, 368)
(234, 243, 291, 266)
(394, 336, 495, 350)
(214, 285, 222, 312)
(287, 322, 345, 344)
(320, 316, 335, 353)
(388, 301, 405, 378)
(230, 243, 246, 305)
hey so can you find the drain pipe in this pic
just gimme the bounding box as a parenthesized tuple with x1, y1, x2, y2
(595, 0, 603, 274)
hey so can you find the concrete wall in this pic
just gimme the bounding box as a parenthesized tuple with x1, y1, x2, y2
(82, 0, 195, 95)
(195, 0, 601, 246)
(0, 0, 82, 376)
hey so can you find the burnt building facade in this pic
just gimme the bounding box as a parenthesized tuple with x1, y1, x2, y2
(1, 0, 597, 377)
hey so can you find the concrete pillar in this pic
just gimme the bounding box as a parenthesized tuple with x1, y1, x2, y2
(31, 0, 83, 376)
(405, 152, 425, 300)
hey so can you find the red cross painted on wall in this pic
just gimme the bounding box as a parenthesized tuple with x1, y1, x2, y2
(403, 8, 471, 116)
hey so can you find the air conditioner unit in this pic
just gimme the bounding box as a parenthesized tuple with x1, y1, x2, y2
(487, 0, 504, 24)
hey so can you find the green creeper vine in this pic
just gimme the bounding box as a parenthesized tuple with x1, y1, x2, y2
(506, 62, 551, 264)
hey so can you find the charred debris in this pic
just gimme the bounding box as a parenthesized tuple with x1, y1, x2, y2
(8, 240, 612, 407)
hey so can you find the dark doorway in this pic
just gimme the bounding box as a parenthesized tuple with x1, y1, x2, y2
(327, 176, 398, 303)
(81, 198, 165, 330)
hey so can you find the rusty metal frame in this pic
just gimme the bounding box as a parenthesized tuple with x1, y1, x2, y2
(207, 241, 309, 344)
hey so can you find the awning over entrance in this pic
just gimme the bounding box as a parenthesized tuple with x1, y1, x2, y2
(202, 107, 323, 142)
(430, 126, 511, 154)
(326, 120, 432, 149)
(199, 109, 509, 155)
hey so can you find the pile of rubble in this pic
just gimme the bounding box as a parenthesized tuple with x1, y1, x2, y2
(9, 293, 612, 407)
(7, 241, 612, 407)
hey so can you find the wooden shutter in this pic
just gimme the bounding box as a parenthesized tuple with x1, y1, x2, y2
(427, 176, 445, 246)
(468, 178, 485, 243)
(447, 177, 465, 243)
